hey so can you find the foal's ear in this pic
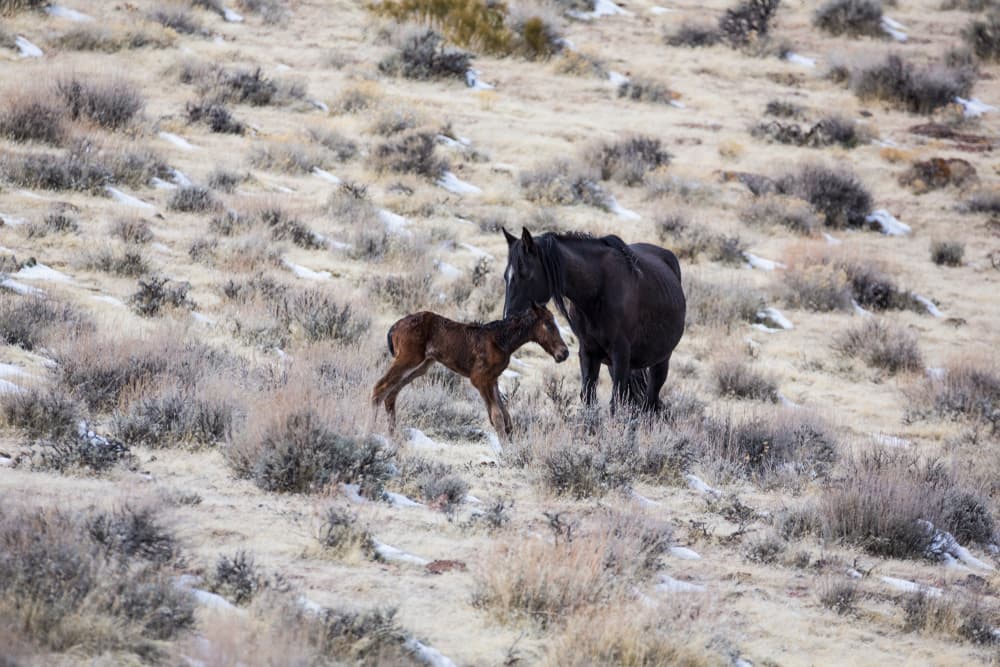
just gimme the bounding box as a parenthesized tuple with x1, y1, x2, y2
(502, 226, 517, 246)
(521, 227, 535, 254)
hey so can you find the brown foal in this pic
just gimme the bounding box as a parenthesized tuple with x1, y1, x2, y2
(370, 303, 569, 442)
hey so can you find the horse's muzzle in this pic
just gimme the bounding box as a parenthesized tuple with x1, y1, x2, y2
(556, 348, 569, 363)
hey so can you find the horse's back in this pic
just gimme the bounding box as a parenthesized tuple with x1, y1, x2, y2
(631, 243, 683, 283)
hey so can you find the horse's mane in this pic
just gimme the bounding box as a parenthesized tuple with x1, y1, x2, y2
(478, 308, 536, 353)
(535, 232, 640, 320)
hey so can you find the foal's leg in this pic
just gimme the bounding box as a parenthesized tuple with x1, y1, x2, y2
(383, 359, 434, 434)
(494, 385, 513, 436)
(371, 355, 424, 433)
(474, 378, 507, 443)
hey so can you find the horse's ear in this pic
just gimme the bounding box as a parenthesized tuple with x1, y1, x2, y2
(502, 227, 517, 247)
(521, 227, 535, 254)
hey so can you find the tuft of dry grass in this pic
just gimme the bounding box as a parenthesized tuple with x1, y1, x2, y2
(520, 159, 608, 208)
(930, 240, 964, 266)
(907, 358, 1000, 426)
(683, 274, 763, 331)
(711, 355, 780, 402)
(834, 318, 923, 373)
(837, 53, 976, 114)
(585, 135, 671, 186)
(814, 0, 885, 37)
(740, 194, 821, 235)
(473, 509, 670, 628)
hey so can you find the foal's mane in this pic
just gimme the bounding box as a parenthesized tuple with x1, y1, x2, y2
(478, 308, 536, 353)
(534, 232, 640, 320)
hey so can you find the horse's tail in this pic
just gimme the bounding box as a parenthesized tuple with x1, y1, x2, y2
(386, 324, 396, 357)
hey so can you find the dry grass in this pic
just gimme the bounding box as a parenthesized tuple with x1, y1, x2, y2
(833, 318, 924, 374)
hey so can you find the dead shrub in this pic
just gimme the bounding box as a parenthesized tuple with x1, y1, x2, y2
(50, 24, 174, 52)
(317, 506, 375, 557)
(520, 159, 608, 208)
(930, 240, 964, 266)
(0, 504, 193, 659)
(666, 22, 722, 47)
(130, 275, 194, 316)
(740, 195, 820, 235)
(711, 356, 779, 402)
(0, 140, 165, 192)
(370, 130, 448, 179)
(473, 509, 670, 627)
(617, 77, 676, 105)
(765, 99, 805, 118)
(784, 248, 916, 312)
(378, 29, 472, 80)
(899, 157, 977, 194)
(186, 100, 245, 134)
(814, 0, 884, 37)
(845, 53, 975, 114)
(111, 218, 153, 244)
(55, 76, 144, 130)
(774, 164, 873, 229)
(0, 293, 91, 351)
(0, 386, 83, 440)
(0, 90, 67, 144)
(963, 11, 1000, 62)
(150, 6, 203, 34)
(210, 551, 268, 605)
(396, 456, 469, 511)
(706, 408, 839, 484)
(908, 358, 1000, 426)
(752, 116, 871, 149)
(834, 318, 923, 373)
(225, 397, 393, 496)
(819, 578, 860, 615)
(743, 530, 786, 563)
(111, 384, 235, 447)
(85, 245, 149, 277)
(168, 184, 220, 212)
(719, 0, 781, 47)
(585, 135, 671, 186)
(683, 275, 763, 330)
(249, 142, 327, 174)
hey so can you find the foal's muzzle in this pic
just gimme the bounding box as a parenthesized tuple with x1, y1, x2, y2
(555, 348, 569, 363)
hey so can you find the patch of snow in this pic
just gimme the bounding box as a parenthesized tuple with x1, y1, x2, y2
(607, 197, 640, 220)
(405, 638, 458, 667)
(92, 294, 125, 308)
(158, 131, 196, 151)
(191, 311, 214, 325)
(310, 98, 329, 112)
(1, 279, 42, 295)
(956, 96, 997, 118)
(222, 7, 244, 22)
(283, 260, 331, 281)
(669, 546, 701, 561)
(823, 232, 842, 245)
(685, 473, 722, 498)
(912, 294, 944, 318)
(870, 432, 912, 448)
(106, 186, 156, 213)
(756, 307, 793, 330)
(437, 171, 482, 195)
(170, 169, 193, 187)
(151, 242, 172, 254)
(880, 576, 941, 597)
(16, 263, 72, 283)
(436, 261, 462, 280)
(569, 0, 629, 19)
(342, 483, 366, 504)
(460, 243, 493, 260)
(784, 52, 816, 67)
(466, 494, 482, 504)
(631, 490, 661, 507)
(509, 356, 530, 369)
(866, 209, 910, 236)
(190, 588, 241, 611)
(151, 177, 178, 190)
(46, 5, 94, 21)
(852, 300, 872, 317)
(501, 369, 520, 380)
(378, 209, 411, 235)
(465, 69, 494, 90)
(668, 99, 686, 109)
(436, 134, 470, 150)
(0, 456, 12, 467)
(374, 541, 430, 566)
(650, 6, 674, 14)
(926, 367, 946, 380)
(656, 574, 706, 593)
(15, 36, 43, 58)
(385, 491, 425, 508)
(881, 17, 907, 41)
(0, 379, 22, 395)
(0, 364, 28, 378)
(847, 568, 863, 579)
(298, 595, 325, 615)
(743, 252, 785, 271)
(778, 393, 800, 409)
(313, 167, 341, 184)
(406, 428, 443, 451)
(607, 70, 629, 86)
(0, 212, 27, 226)
(329, 239, 352, 251)
(274, 184, 294, 194)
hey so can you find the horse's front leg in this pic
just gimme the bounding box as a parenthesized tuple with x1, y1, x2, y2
(578, 348, 602, 407)
(493, 384, 513, 437)
(608, 345, 633, 417)
(475, 378, 509, 444)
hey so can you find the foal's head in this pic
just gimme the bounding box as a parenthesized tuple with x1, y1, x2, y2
(528, 303, 569, 363)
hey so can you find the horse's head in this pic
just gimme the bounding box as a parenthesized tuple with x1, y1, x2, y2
(502, 227, 550, 318)
(528, 302, 569, 363)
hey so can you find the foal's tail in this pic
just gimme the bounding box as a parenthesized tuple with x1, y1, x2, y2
(386, 323, 399, 357)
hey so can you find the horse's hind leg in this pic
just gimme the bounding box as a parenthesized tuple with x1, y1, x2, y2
(371, 355, 424, 433)
(383, 359, 434, 435)
(493, 384, 513, 438)
(644, 356, 670, 414)
(475, 379, 508, 444)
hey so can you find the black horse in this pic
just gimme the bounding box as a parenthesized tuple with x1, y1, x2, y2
(502, 228, 685, 412)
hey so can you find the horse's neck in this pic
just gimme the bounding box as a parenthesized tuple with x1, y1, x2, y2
(552, 241, 603, 318)
(491, 314, 532, 355)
